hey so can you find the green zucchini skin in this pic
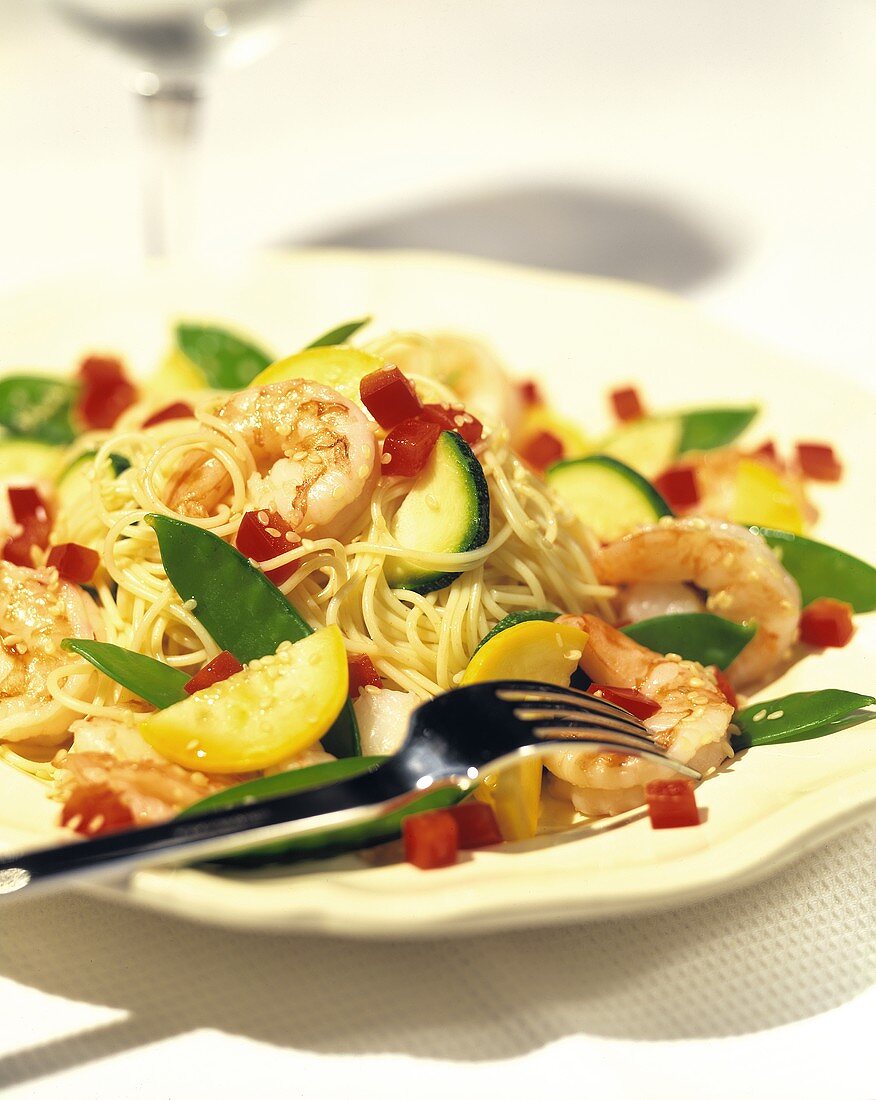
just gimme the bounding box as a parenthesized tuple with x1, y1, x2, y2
(547, 454, 672, 541)
(387, 431, 490, 595)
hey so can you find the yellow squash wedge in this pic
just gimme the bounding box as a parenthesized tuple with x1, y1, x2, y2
(732, 458, 805, 534)
(251, 346, 384, 402)
(140, 626, 348, 773)
(462, 618, 589, 840)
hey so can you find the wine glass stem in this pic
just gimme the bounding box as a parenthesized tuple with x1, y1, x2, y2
(137, 80, 202, 259)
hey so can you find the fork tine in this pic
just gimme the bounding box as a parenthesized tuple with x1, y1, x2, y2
(496, 683, 648, 726)
(531, 729, 702, 780)
(514, 708, 659, 746)
(512, 702, 648, 738)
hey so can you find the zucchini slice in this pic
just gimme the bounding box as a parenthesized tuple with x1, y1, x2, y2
(386, 431, 490, 594)
(546, 454, 671, 541)
(599, 417, 681, 479)
(0, 440, 63, 480)
(56, 450, 130, 515)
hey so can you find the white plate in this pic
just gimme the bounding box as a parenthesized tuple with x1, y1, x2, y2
(0, 249, 873, 937)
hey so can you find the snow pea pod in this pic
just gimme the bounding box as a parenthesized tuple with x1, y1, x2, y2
(678, 406, 759, 453)
(749, 526, 876, 612)
(61, 639, 189, 709)
(305, 316, 371, 349)
(0, 375, 78, 445)
(180, 755, 464, 866)
(174, 323, 273, 390)
(147, 514, 359, 756)
(622, 613, 755, 669)
(732, 689, 875, 749)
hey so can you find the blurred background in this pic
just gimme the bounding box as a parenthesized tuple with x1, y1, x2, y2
(1, 0, 874, 378)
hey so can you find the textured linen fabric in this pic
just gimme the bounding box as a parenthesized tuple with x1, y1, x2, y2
(0, 815, 873, 1098)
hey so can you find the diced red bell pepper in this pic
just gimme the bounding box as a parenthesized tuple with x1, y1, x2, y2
(645, 779, 701, 829)
(799, 597, 855, 648)
(419, 402, 484, 445)
(520, 429, 564, 471)
(3, 486, 52, 567)
(47, 542, 100, 585)
(143, 402, 194, 428)
(61, 785, 135, 837)
(586, 683, 661, 721)
(518, 379, 543, 407)
(713, 667, 738, 710)
(402, 809, 459, 869)
(653, 465, 700, 510)
(360, 366, 422, 429)
(448, 802, 503, 849)
(751, 440, 779, 464)
(76, 355, 138, 430)
(347, 652, 383, 699)
(610, 386, 645, 422)
(235, 509, 302, 585)
(796, 442, 842, 481)
(381, 417, 442, 477)
(184, 650, 244, 695)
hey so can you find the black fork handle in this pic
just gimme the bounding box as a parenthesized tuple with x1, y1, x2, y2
(0, 759, 434, 901)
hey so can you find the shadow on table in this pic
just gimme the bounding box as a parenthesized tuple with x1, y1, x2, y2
(297, 182, 736, 292)
(0, 818, 873, 1087)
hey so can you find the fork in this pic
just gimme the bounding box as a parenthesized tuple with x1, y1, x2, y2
(0, 680, 700, 900)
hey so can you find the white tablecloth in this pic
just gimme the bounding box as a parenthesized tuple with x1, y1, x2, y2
(0, 3, 874, 1097)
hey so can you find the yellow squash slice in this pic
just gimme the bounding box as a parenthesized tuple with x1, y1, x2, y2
(462, 618, 589, 840)
(140, 626, 348, 774)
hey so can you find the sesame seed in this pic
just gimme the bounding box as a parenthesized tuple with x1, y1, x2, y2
(753, 708, 767, 722)
(88, 814, 105, 834)
(767, 710, 784, 720)
(381, 453, 393, 466)
(454, 415, 466, 427)
(358, 464, 370, 478)
(363, 684, 381, 695)
(292, 451, 307, 461)
(186, 739, 200, 751)
(689, 677, 703, 688)
(257, 511, 269, 525)
(564, 649, 582, 661)
(266, 527, 282, 538)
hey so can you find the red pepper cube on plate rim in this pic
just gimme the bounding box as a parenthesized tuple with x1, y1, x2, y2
(520, 429, 564, 472)
(645, 779, 701, 829)
(184, 650, 244, 695)
(359, 366, 422, 429)
(795, 441, 842, 481)
(448, 802, 503, 849)
(381, 418, 442, 478)
(610, 386, 645, 422)
(235, 509, 302, 585)
(347, 653, 383, 699)
(799, 597, 855, 648)
(403, 809, 459, 869)
(47, 542, 100, 585)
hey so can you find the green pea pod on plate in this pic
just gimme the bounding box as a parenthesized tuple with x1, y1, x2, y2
(180, 755, 465, 866)
(749, 526, 876, 612)
(677, 406, 759, 453)
(147, 514, 360, 757)
(622, 613, 755, 670)
(174, 323, 273, 390)
(0, 375, 78, 445)
(732, 689, 875, 749)
(305, 317, 371, 349)
(61, 638, 189, 709)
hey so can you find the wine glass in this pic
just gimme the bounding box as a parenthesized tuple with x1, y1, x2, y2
(46, 0, 305, 257)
